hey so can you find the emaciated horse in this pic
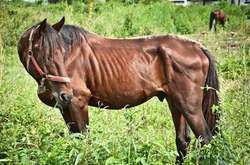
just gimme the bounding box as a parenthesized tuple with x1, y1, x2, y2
(209, 9, 229, 32)
(17, 17, 219, 163)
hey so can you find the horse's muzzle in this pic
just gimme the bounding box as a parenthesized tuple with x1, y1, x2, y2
(58, 92, 73, 105)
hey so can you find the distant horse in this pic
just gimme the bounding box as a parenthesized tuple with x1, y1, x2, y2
(209, 10, 229, 32)
(17, 17, 219, 163)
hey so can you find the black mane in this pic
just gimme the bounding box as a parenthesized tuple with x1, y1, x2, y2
(58, 25, 89, 54)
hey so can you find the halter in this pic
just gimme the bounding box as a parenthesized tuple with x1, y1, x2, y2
(26, 26, 71, 87)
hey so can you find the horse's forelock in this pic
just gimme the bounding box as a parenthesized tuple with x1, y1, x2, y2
(42, 24, 66, 58)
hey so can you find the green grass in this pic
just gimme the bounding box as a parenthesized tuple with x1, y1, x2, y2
(0, 1, 250, 164)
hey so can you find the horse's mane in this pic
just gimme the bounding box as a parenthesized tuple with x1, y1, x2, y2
(59, 25, 91, 54)
(58, 24, 207, 54)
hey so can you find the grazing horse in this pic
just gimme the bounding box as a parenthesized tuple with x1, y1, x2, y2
(17, 17, 220, 163)
(209, 9, 229, 32)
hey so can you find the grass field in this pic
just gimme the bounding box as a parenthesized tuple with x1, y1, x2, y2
(0, 1, 250, 164)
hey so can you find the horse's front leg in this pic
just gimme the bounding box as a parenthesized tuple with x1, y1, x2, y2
(60, 93, 90, 133)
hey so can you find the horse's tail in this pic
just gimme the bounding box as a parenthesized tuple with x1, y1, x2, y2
(201, 48, 220, 135)
(209, 11, 215, 31)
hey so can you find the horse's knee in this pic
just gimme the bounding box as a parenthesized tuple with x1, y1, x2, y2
(176, 135, 189, 154)
(185, 134, 191, 145)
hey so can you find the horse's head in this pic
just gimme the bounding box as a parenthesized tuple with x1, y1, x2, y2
(17, 18, 73, 107)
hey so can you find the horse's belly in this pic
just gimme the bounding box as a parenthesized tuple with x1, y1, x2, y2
(89, 89, 150, 109)
(87, 59, 164, 109)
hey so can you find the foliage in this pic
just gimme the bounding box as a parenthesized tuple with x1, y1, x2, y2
(0, 1, 249, 164)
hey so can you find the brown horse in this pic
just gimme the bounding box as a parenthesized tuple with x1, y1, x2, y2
(209, 9, 229, 32)
(17, 17, 219, 163)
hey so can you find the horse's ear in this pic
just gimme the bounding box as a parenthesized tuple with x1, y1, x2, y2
(52, 17, 65, 32)
(38, 18, 47, 35)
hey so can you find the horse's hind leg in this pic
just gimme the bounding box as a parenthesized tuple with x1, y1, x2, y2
(168, 83, 213, 144)
(214, 20, 217, 32)
(159, 46, 213, 160)
(168, 99, 191, 163)
(221, 21, 225, 30)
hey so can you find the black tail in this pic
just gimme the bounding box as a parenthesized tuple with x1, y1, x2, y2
(201, 48, 220, 135)
(209, 12, 215, 31)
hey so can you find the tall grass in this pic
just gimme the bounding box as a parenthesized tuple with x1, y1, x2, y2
(0, 1, 249, 164)
(0, 37, 4, 86)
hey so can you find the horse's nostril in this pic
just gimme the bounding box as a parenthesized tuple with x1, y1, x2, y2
(59, 92, 73, 103)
